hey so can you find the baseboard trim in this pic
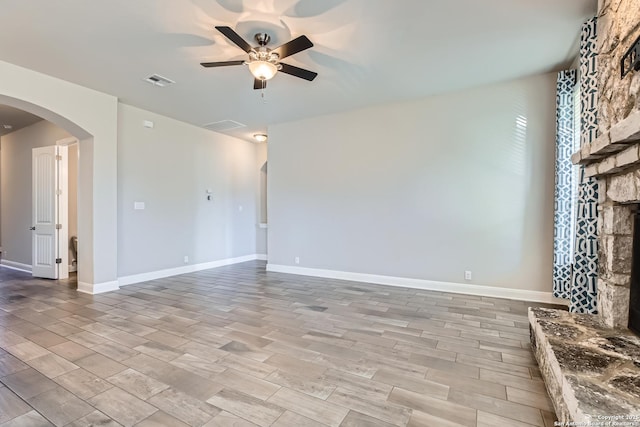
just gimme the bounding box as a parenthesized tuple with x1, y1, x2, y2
(69, 265, 77, 273)
(266, 264, 567, 305)
(78, 280, 120, 295)
(118, 254, 262, 287)
(0, 260, 32, 273)
(256, 254, 268, 261)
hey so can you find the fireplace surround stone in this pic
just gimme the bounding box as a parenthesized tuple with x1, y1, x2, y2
(574, 97, 640, 329)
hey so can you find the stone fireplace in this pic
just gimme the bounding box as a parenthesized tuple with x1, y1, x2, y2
(572, 115, 640, 330)
(528, 0, 640, 423)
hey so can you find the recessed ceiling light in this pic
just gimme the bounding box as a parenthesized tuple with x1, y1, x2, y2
(3, 124, 12, 129)
(253, 134, 268, 143)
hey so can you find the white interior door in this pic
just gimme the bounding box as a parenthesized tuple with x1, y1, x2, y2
(32, 145, 67, 279)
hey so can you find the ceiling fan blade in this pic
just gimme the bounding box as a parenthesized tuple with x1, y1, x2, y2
(215, 26, 253, 53)
(254, 79, 267, 90)
(279, 62, 318, 81)
(200, 60, 245, 68)
(273, 35, 313, 59)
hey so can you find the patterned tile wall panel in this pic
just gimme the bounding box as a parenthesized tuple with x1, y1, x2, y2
(570, 17, 599, 314)
(553, 70, 577, 300)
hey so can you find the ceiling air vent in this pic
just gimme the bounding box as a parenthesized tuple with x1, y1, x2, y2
(203, 120, 246, 132)
(144, 74, 175, 87)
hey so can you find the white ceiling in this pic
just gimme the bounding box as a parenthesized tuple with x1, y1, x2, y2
(0, 0, 596, 141)
(0, 105, 42, 137)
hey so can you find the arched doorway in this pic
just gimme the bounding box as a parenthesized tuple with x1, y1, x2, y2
(0, 60, 118, 293)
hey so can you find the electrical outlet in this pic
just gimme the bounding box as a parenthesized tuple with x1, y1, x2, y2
(464, 270, 472, 281)
(184, 256, 189, 264)
(295, 256, 300, 264)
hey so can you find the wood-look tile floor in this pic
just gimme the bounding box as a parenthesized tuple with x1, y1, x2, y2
(0, 261, 560, 427)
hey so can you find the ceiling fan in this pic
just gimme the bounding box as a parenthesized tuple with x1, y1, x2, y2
(201, 26, 318, 90)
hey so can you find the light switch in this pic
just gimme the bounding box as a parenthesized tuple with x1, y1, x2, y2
(134, 202, 145, 210)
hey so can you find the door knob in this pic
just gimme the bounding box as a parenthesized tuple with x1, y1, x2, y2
(29, 226, 35, 230)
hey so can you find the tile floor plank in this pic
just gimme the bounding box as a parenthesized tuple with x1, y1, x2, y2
(0, 386, 32, 423)
(0, 410, 54, 427)
(447, 389, 545, 426)
(88, 387, 157, 427)
(202, 411, 258, 427)
(147, 388, 219, 426)
(52, 368, 113, 400)
(26, 386, 94, 426)
(267, 387, 349, 427)
(205, 389, 285, 427)
(271, 410, 327, 427)
(340, 410, 396, 427)
(64, 410, 121, 427)
(107, 368, 169, 400)
(388, 387, 476, 427)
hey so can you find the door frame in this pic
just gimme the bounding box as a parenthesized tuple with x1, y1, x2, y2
(57, 137, 78, 277)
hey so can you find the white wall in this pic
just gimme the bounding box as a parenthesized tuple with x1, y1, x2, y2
(117, 104, 259, 277)
(0, 120, 72, 266)
(268, 73, 556, 293)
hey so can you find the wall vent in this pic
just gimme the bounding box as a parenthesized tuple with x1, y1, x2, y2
(144, 74, 175, 87)
(203, 120, 246, 132)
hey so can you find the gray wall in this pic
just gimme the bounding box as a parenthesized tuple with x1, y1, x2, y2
(0, 120, 72, 265)
(268, 73, 557, 292)
(117, 104, 259, 277)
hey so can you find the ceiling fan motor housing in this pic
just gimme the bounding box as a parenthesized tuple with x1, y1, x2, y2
(254, 33, 271, 46)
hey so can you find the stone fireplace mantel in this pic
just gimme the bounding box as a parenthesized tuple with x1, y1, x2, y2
(571, 110, 640, 179)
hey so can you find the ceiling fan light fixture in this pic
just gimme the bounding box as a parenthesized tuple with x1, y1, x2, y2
(248, 60, 278, 81)
(253, 133, 268, 142)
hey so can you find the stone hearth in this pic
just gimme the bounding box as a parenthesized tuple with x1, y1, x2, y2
(529, 308, 640, 424)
